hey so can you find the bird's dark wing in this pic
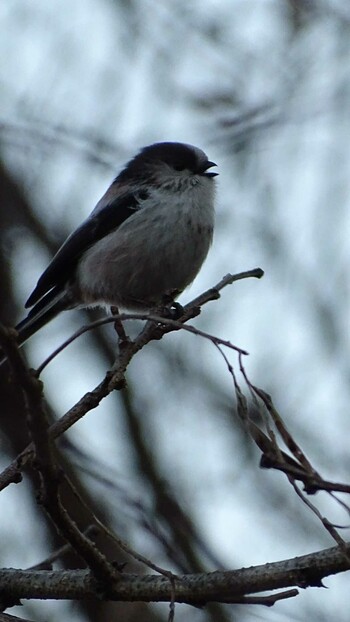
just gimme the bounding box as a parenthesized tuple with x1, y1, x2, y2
(26, 187, 144, 308)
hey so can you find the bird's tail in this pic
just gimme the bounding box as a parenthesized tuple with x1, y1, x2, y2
(0, 288, 69, 367)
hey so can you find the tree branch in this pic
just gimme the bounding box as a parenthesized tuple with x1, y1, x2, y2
(0, 269, 263, 492)
(0, 542, 349, 604)
(0, 324, 121, 589)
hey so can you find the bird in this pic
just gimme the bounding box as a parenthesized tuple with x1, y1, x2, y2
(3, 141, 218, 362)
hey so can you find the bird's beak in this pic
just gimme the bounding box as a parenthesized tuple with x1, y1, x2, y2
(202, 160, 218, 177)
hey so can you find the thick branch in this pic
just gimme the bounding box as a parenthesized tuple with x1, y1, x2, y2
(0, 543, 349, 604)
(0, 325, 120, 588)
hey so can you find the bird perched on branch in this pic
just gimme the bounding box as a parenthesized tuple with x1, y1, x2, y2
(4, 141, 218, 361)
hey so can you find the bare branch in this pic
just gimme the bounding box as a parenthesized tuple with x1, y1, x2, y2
(0, 325, 121, 589)
(28, 525, 100, 570)
(36, 268, 262, 374)
(0, 271, 260, 492)
(0, 542, 349, 604)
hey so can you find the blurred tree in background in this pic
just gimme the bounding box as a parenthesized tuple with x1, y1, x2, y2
(1, 1, 350, 620)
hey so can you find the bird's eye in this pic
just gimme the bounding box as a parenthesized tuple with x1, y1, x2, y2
(138, 189, 149, 200)
(173, 164, 186, 172)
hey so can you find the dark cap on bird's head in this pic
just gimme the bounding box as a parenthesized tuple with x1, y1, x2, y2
(117, 142, 218, 182)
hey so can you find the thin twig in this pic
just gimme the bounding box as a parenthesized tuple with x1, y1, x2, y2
(35, 267, 262, 374)
(62, 472, 179, 581)
(36, 312, 248, 374)
(28, 525, 100, 570)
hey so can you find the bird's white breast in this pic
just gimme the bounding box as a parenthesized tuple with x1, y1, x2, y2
(76, 177, 215, 309)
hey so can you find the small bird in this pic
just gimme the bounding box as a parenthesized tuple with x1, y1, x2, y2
(9, 142, 218, 353)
